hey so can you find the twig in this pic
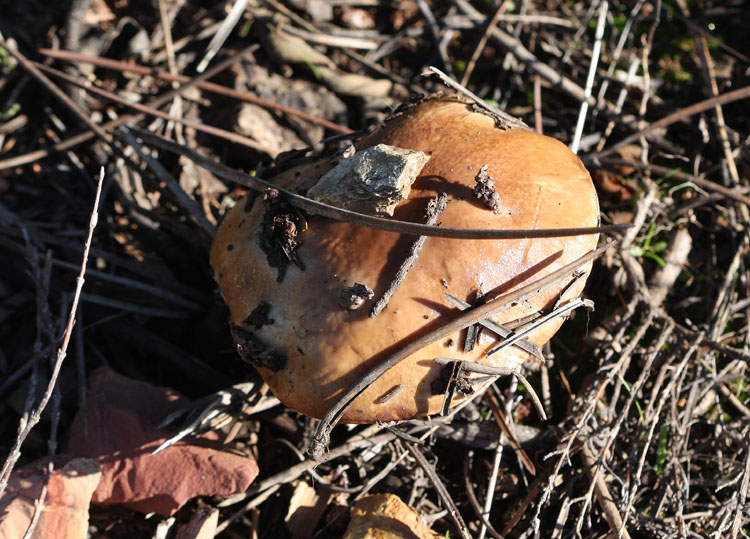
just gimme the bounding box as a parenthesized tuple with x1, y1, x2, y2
(0, 44, 259, 170)
(732, 444, 750, 538)
(424, 66, 529, 130)
(447, 13, 575, 28)
(677, 1, 742, 187)
(280, 24, 379, 50)
(533, 74, 543, 134)
(463, 451, 504, 539)
(0, 35, 113, 147)
(0, 167, 104, 498)
(595, 57, 641, 152)
(433, 357, 546, 421)
(22, 461, 52, 539)
(443, 293, 543, 360)
(416, 0, 453, 76)
(35, 63, 272, 154)
(570, 1, 608, 155)
(477, 385, 510, 539)
(309, 243, 613, 459)
(80, 292, 192, 319)
(592, 0, 645, 126)
(460, 0, 510, 87)
(486, 299, 593, 357)
(646, 226, 692, 308)
(592, 85, 750, 160)
(196, 0, 248, 73)
(453, 0, 607, 109)
(404, 441, 471, 539)
(590, 158, 750, 207)
(120, 129, 217, 236)
(39, 48, 352, 134)
(370, 194, 447, 318)
(133, 128, 629, 240)
(485, 388, 535, 475)
(222, 423, 387, 501)
(64, 0, 92, 52)
(580, 442, 632, 539)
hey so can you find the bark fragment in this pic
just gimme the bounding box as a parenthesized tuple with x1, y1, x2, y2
(473, 164, 501, 213)
(307, 144, 430, 216)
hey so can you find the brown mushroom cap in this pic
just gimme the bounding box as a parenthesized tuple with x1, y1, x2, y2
(210, 96, 600, 423)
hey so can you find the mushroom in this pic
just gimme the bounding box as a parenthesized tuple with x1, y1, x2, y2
(210, 95, 600, 424)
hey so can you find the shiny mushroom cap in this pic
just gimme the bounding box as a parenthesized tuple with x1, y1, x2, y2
(210, 95, 600, 423)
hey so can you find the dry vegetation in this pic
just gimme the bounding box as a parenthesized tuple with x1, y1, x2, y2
(1, 0, 749, 537)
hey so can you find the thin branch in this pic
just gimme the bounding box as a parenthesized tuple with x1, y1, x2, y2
(0, 36, 113, 147)
(0, 44, 259, 170)
(404, 441, 472, 539)
(38, 48, 352, 134)
(424, 66, 529, 130)
(35, 63, 271, 154)
(485, 299, 594, 357)
(433, 357, 546, 421)
(592, 85, 750, 160)
(370, 194, 447, 318)
(443, 292, 543, 360)
(0, 167, 105, 498)
(134, 128, 629, 240)
(460, 0, 511, 87)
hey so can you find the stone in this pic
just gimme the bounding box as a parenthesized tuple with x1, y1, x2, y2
(343, 493, 441, 539)
(0, 457, 101, 539)
(65, 367, 258, 516)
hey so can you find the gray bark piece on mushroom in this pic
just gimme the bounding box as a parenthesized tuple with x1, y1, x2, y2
(306, 144, 430, 217)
